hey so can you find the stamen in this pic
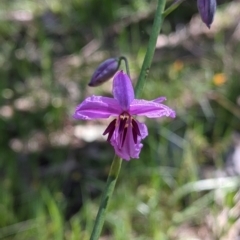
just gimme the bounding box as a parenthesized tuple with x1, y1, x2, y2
(103, 119, 117, 141)
(121, 127, 128, 147)
(132, 127, 138, 144)
(119, 117, 128, 133)
(132, 119, 141, 136)
(117, 112, 142, 146)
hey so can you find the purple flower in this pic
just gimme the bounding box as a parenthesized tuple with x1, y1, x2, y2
(74, 71, 175, 161)
(197, 0, 216, 28)
(88, 58, 120, 87)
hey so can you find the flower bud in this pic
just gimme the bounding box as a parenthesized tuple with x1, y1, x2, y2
(88, 58, 120, 87)
(197, 0, 216, 28)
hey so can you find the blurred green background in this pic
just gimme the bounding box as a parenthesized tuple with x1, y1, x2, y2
(1, 0, 240, 239)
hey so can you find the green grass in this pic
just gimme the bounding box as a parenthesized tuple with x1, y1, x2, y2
(0, 0, 240, 239)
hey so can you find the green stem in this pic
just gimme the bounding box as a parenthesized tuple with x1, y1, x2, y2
(135, 0, 166, 98)
(90, 155, 122, 240)
(119, 56, 130, 77)
(163, 0, 185, 18)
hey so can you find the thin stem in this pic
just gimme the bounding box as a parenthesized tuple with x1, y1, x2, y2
(135, 0, 166, 98)
(163, 0, 185, 18)
(119, 56, 130, 76)
(90, 155, 122, 240)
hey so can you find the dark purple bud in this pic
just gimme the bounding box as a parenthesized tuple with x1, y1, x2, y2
(197, 0, 216, 28)
(88, 58, 120, 87)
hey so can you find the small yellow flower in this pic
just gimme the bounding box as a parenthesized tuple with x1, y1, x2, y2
(173, 60, 184, 72)
(213, 73, 226, 86)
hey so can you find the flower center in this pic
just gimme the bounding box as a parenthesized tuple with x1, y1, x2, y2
(103, 111, 141, 147)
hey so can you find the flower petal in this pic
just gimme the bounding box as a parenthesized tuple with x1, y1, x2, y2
(152, 97, 166, 103)
(113, 71, 134, 111)
(137, 121, 148, 139)
(88, 58, 119, 87)
(73, 95, 121, 120)
(110, 119, 148, 161)
(130, 99, 176, 118)
(111, 126, 141, 161)
(197, 0, 216, 28)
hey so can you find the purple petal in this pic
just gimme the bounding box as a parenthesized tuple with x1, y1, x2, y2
(88, 58, 119, 87)
(130, 99, 176, 118)
(110, 119, 148, 160)
(111, 126, 142, 160)
(197, 0, 216, 28)
(113, 71, 134, 111)
(73, 95, 121, 120)
(137, 121, 148, 139)
(152, 97, 166, 103)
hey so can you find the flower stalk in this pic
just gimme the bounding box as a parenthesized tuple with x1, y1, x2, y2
(135, 0, 167, 98)
(119, 56, 130, 76)
(90, 155, 122, 240)
(163, 0, 185, 18)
